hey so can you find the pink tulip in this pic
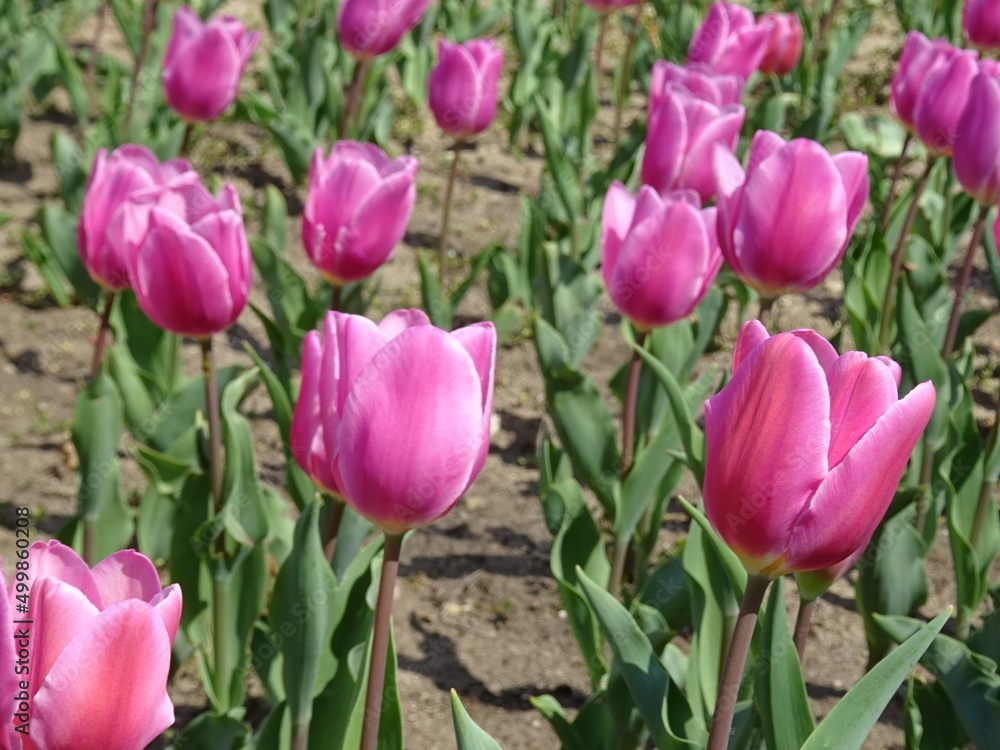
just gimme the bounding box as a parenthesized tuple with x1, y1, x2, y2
(123, 175, 252, 338)
(965, 0, 1000, 50)
(303, 142, 418, 286)
(428, 39, 504, 138)
(162, 6, 259, 122)
(890, 32, 960, 131)
(338, 0, 431, 58)
(713, 130, 869, 297)
(954, 71, 1000, 205)
(78, 145, 193, 290)
(582, 0, 643, 13)
(601, 182, 722, 330)
(291, 308, 431, 496)
(310, 311, 495, 533)
(1, 540, 180, 748)
(686, 1, 770, 80)
(757, 12, 803, 76)
(912, 48, 980, 157)
(649, 60, 743, 107)
(642, 83, 745, 202)
(704, 321, 935, 577)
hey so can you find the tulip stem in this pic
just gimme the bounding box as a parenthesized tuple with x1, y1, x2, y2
(594, 14, 609, 102)
(941, 209, 988, 361)
(211, 573, 233, 709)
(809, 0, 841, 70)
(330, 282, 343, 313)
(880, 132, 912, 234)
(124, 0, 160, 133)
(200, 338, 224, 527)
(878, 157, 936, 353)
(438, 141, 463, 287)
(86, 0, 109, 81)
(360, 533, 404, 750)
(613, 4, 644, 143)
(793, 596, 817, 667)
(758, 296, 775, 329)
(707, 575, 770, 750)
(89, 291, 115, 380)
(339, 57, 371, 140)
(180, 122, 194, 160)
(323, 495, 346, 563)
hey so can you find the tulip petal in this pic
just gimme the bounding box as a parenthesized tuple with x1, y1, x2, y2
(31, 600, 174, 750)
(825, 352, 900, 468)
(450, 322, 497, 489)
(0, 563, 18, 744)
(377, 308, 431, 339)
(731, 319, 769, 374)
(601, 181, 636, 288)
(91, 549, 163, 608)
(150, 583, 183, 641)
(679, 102, 745, 201)
(192, 198, 251, 310)
(26, 578, 100, 697)
(789, 329, 839, 371)
(786, 381, 936, 572)
(832, 151, 870, 237)
(15, 540, 101, 607)
(163, 25, 241, 121)
(641, 88, 688, 194)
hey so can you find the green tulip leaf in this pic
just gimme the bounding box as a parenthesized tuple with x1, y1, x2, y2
(451, 690, 503, 750)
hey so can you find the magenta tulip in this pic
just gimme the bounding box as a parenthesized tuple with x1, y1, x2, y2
(713, 130, 869, 298)
(78, 145, 193, 291)
(601, 181, 721, 330)
(582, 0, 643, 13)
(686, 1, 769, 80)
(122, 175, 251, 338)
(912, 48, 980, 157)
(307, 311, 495, 533)
(704, 321, 935, 577)
(954, 71, 1000, 205)
(642, 83, 745, 202)
(890, 32, 960, 131)
(303, 141, 418, 286)
(649, 60, 743, 107)
(428, 39, 504, 138)
(2, 541, 180, 748)
(162, 6, 259, 122)
(758, 12, 803, 76)
(965, 0, 1000, 50)
(338, 0, 431, 58)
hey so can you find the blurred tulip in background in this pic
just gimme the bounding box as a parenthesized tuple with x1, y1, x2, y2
(428, 39, 504, 138)
(686, 1, 769, 80)
(758, 12, 803, 76)
(338, 0, 432, 58)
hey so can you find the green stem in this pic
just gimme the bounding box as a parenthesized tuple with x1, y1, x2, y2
(83, 517, 96, 567)
(86, 0, 110, 81)
(706, 575, 770, 750)
(915, 443, 935, 537)
(941, 209, 988, 361)
(200, 338, 224, 525)
(613, 4, 643, 143)
(330, 282, 343, 313)
(360, 533, 404, 750)
(211, 573, 233, 708)
(339, 57, 371, 140)
(180, 121, 194, 160)
(809, 0, 841, 70)
(594, 14, 608, 102)
(439, 141, 463, 287)
(291, 720, 309, 750)
(880, 132, 912, 233)
(323, 495, 346, 563)
(793, 596, 817, 666)
(758, 296, 775, 329)
(124, 0, 159, 133)
(88, 291, 115, 380)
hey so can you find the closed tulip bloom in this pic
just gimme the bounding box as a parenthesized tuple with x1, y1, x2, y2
(162, 6, 259, 122)
(954, 71, 1000, 205)
(965, 0, 1000, 50)
(428, 39, 504, 138)
(78, 145, 193, 290)
(650, 60, 743, 107)
(601, 181, 722, 329)
(1, 540, 180, 748)
(642, 83, 745, 202)
(704, 321, 935, 577)
(713, 130, 869, 297)
(758, 12, 803, 76)
(582, 0, 643, 13)
(303, 141, 418, 285)
(315, 311, 495, 533)
(338, 0, 431, 58)
(123, 176, 251, 338)
(290, 308, 431, 496)
(890, 32, 959, 131)
(912, 49, 980, 156)
(687, 1, 770, 80)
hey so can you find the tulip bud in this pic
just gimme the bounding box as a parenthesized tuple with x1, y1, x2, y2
(303, 141, 418, 286)
(704, 321, 936, 578)
(4, 540, 181, 748)
(890, 32, 958, 131)
(581, 0, 643, 13)
(757, 12, 803, 76)
(162, 6, 259, 122)
(601, 182, 722, 330)
(642, 83, 745, 202)
(338, 0, 431, 58)
(713, 130, 869, 298)
(954, 71, 1000, 205)
(912, 48, 980, 157)
(78, 145, 193, 290)
(650, 60, 743, 107)
(428, 39, 504, 138)
(123, 176, 252, 338)
(964, 0, 1000, 50)
(686, 1, 770, 80)
(306, 311, 495, 533)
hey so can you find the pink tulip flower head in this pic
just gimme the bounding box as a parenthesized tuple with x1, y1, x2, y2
(311, 310, 495, 534)
(912, 47, 980, 157)
(965, 0, 1000, 50)
(338, 0, 432, 58)
(649, 60, 744, 107)
(122, 174, 252, 338)
(890, 32, 961, 131)
(758, 12, 803, 76)
(1, 540, 180, 748)
(642, 83, 745, 202)
(954, 70, 1000, 205)
(686, 1, 770, 80)
(78, 145, 194, 290)
(704, 321, 935, 578)
(713, 130, 869, 298)
(428, 39, 504, 139)
(162, 6, 260, 122)
(303, 141, 418, 286)
(582, 0, 643, 14)
(601, 182, 722, 330)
